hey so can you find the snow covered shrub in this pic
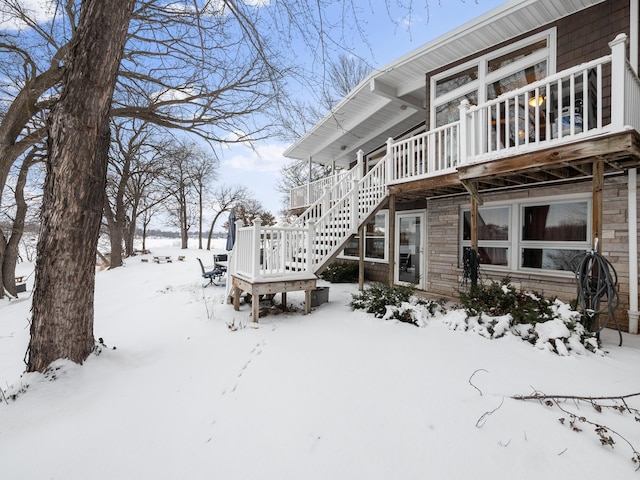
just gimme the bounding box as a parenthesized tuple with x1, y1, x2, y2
(321, 261, 359, 283)
(350, 283, 444, 326)
(458, 277, 555, 325)
(455, 278, 601, 355)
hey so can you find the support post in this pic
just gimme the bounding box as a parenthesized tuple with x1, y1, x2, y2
(388, 193, 396, 287)
(351, 179, 359, 231)
(629, 169, 639, 333)
(592, 160, 604, 253)
(307, 155, 312, 206)
(358, 222, 365, 291)
(470, 196, 478, 253)
(322, 184, 330, 216)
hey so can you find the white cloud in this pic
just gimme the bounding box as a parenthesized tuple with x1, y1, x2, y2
(0, 0, 56, 31)
(222, 141, 288, 173)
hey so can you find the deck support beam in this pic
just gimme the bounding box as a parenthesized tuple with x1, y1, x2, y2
(388, 193, 396, 287)
(592, 160, 604, 252)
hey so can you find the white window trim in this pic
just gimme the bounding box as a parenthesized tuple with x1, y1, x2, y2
(460, 192, 591, 276)
(518, 196, 592, 274)
(431, 28, 557, 127)
(338, 210, 389, 263)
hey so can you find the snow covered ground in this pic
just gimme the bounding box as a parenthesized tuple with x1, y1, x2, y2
(2, 238, 640, 479)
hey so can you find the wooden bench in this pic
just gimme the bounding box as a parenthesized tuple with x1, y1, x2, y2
(153, 256, 172, 264)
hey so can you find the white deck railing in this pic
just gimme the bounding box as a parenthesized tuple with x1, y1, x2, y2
(289, 169, 354, 210)
(388, 122, 460, 184)
(291, 160, 362, 227)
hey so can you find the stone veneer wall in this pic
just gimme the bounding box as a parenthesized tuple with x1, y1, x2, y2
(425, 173, 639, 332)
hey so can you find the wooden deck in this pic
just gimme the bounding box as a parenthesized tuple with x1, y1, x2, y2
(231, 274, 317, 322)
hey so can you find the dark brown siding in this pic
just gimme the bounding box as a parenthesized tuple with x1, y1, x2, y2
(556, 0, 630, 69)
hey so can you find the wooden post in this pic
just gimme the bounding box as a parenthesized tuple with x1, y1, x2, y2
(388, 193, 396, 287)
(307, 155, 312, 205)
(592, 160, 604, 253)
(470, 196, 478, 252)
(251, 289, 259, 322)
(322, 184, 330, 215)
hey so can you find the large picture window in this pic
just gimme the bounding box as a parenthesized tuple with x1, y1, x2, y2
(461, 196, 590, 273)
(432, 30, 555, 128)
(341, 211, 388, 262)
(520, 201, 589, 271)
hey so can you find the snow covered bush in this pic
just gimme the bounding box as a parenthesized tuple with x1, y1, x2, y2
(350, 283, 445, 326)
(454, 278, 602, 355)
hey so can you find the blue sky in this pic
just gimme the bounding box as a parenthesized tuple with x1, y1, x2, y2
(221, 0, 506, 218)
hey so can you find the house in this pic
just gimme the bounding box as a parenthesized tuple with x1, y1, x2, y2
(229, 0, 640, 332)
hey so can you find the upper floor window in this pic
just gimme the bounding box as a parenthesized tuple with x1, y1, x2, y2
(432, 29, 556, 128)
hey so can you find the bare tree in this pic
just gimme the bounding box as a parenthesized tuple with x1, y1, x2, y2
(104, 119, 176, 266)
(162, 140, 217, 249)
(235, 198, 267, 226)
(206, 184, 249, 250)
(0, 0, 282, 295)
(275, 54, 371, 211)
(0, 0, 422, 372)
(27, 0, 135, 372)
(1, 147, 43, 296)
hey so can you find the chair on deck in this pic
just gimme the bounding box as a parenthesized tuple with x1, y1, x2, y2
(198, 258, 225, 287)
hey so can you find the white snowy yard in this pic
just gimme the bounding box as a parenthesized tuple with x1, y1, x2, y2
(2, 240, 640, 479)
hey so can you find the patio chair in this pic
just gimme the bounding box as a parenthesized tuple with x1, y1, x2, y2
(198, 258, 225, 287)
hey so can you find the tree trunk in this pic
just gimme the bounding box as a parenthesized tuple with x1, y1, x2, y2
(125, 214, 136, 256)
(2, 153, 36, 297)
(180, 187, 189, 249)
(106, 213, 124, 269)
(27, 0, 135, 373)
